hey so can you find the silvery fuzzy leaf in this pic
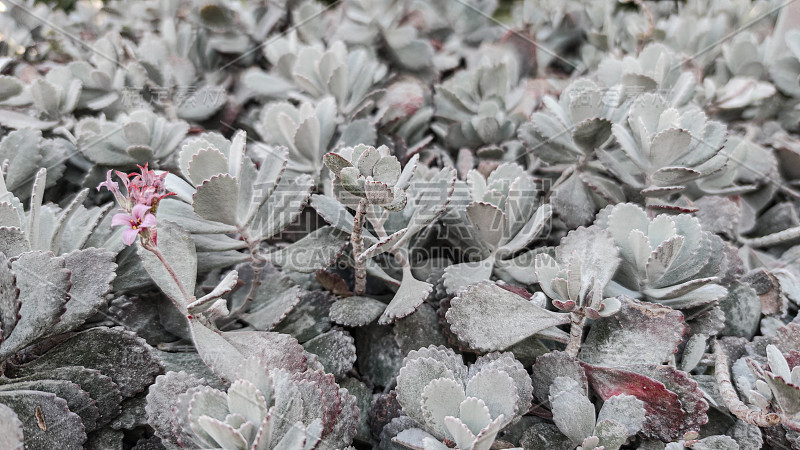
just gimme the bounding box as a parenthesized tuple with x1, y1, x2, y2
(579, 297, 685, 367)
(766, 345, 793, 380)
(572, 118, 613, 153)
(310, 194, 357, 235)
(764, 371, 800, 416)
(7, 366, 121, 430)
(176, 84, 226, 121)
(190, 320, 316, 383)
(192, 174, 239, 226)
(186, 147, 229, 186)
(519, 423, 573, 450)
(468, 353, 534, 416)
(393, 428, 440, 449)
(0, 110, 58, 130)
(14, 327, 162, 398)
(0, 253, 19, 341)
(239, 266, 301, 331)
(330, 296, 386, 327)
(551, 173, 599, 229)
(498, 203, 551, 257)
(379, 267, 433, 324)
(0, 251, 70, 359)
(359, 228, 407, 263)
(270, 226, 349, 273)
(0, 75, 23, 101)
(0, 403, 23, 450)
(442, 258, 494, 295)
(49, 248, 115, 336)
(138, 220, 197, 306)
(681, 334, 708, 373)
(466, 369, 519, 426)
(247, 174, 314, 239)
(0, 390, 86, 450)
(690, 435, 740, 450)
(466, 201, 506, 249)
(157, 198, 238, 235)
(0, 227, 30, 256)
(593, 419, 628, 450)
(596, 394, 646, 436)
(302, 328, 357, 379)
(446, 282, 570, 352)
(549, 377, 596, 444)
(396, 356, 462, 426)
(0, 379, 98, 432)
(421, 377, 466, 438)
(531, 351, 588, 406)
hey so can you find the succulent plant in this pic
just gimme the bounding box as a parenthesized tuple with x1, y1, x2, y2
(334, 0, 434, 71)
(598, 93, 728, 209)
(151, 357, 358, 450)
(255, 97, 338, 180)
(392, 346, 533, 449)
(0, 128, 71, 199)
(742, 345, 800, 428)
(75, 109, 189, 168)
(432, 61, 528, 151)
(441, 162, 552, 294)
(518, 78, 624, 227)
(548, 378, 646, 450)
(596, 203, 729, 310)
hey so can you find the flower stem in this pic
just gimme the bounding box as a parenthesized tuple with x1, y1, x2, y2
(144, 243, 191, 313)
(713, 341, 781, 428)
(352, 198, 368, 296)
(565, 311, 586, 357)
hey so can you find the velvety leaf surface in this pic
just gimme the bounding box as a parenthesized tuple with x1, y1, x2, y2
(447, 282, 570, 352)
(0, 390, 86, 450)
(579, 297, 686, 367)
(13, 327, 163, 398)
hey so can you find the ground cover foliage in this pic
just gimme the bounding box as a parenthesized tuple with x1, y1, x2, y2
(2, 0, 800, 448)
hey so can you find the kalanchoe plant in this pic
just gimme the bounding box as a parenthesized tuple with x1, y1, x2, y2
(442, 162, 552, 294)
(535, 225, 623, 356)
(596, 203, 729, 310)
(518, 79, 623, 228)
(392, 346, 533, 449)
(323, 144, 414, 295)
(148, 357, 358, 449)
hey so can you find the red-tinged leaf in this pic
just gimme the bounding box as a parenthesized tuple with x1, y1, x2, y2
(583, 363, 709, 441)
(628, 365, 709, 437)
(582, 364, 684, 441)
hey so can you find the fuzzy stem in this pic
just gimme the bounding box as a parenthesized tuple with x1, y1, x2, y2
(144, 243, 191, 314)
(713, 341, 781, 428)
(565, 311, 586, 357)
(351, 198, 368, 295)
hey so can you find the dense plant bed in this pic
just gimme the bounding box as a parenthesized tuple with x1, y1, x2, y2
(1, 0, 800, 448)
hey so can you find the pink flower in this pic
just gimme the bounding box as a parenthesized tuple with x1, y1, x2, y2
(112, 204, 157, 246)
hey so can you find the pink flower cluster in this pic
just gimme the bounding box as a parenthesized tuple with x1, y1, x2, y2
(97, 164, 174, 246)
